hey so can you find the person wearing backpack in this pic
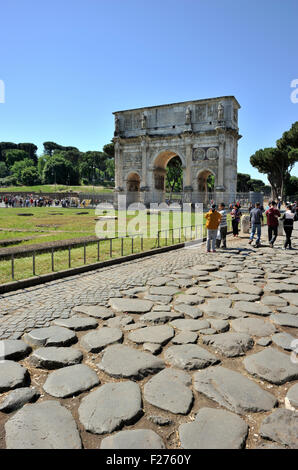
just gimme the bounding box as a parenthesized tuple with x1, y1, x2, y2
(205, 204, 222, 253)
(248, 202, 263, 247)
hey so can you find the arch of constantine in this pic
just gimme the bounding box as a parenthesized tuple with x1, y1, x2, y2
(113, 96, 241, 205)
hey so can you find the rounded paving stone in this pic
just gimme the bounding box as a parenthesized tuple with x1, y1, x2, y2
(193, 366, 277, 415)
(29, 347, 83, 369)
(0, 387, 39, 413)
(279, 293, 298, 306)
(179, 407, 248, 449)
(261, 296, 288, 307)
(78, 381, 142, 435)
(106, 315, 134, 328)
(43, 364, 99, 398)
(256, 337, 272, 347)
(172, 331, 198, 344)
(173, 304, 203, 319)
(208, 319, 229, 332)
(260, 409, 298, 448)
(128, 325, 174, 345)
(164, 344, 219, 370)
(0, 361, 29, 393)
(149, 286, 180, 296)
(100, 429, 165, 449)
(231, 318, 276, 337)
(208, 285, 238, 295)
(80, 328, 123, 352)
(144, 368, 193, 414)
(272, 332, 296, 351)
(72, 305, 115, 319)
(140, 310, 183, 324)
(143, 343, 162, 355)
(243, 347, 298, 385)
(233, 301, 271, 316)
(270, 314, 298, 328)
(98, 344, 165, 379)
(174, 294, 204, 305)
(23, 326, 76, 348)
(5, 400, 82, 449)
(286, 383, 298, 410)
(169, 319, 210, 331)
(53, 316, 98, 331)
(234, 283, 263, 296)
(202, 333, 254, 357)
(0, 340, 31, 361)
(108, 298, 153, 313)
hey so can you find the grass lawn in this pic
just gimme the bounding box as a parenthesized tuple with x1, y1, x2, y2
(0, 184, 114, 194)
(0, 206, 232, 284)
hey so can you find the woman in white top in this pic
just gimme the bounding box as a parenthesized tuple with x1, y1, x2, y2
(281, 205, 297, 249)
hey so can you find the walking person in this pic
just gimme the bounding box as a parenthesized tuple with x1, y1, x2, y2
(281, 204, 297, 249)
(216, 202, 228, 249)
(205, 204, 222, 253)
(231, 204, 242, 237)
(265, 201, 280, 248)
(248, 202, 263, 247)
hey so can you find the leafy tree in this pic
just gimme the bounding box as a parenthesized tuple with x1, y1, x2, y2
(250, 147, 297, 199)
(103, 142, 114, 158)
(17, 143, 38, 164)
(284, 175, 298, 198)
(43, 142, 64, 157)
(0, 142, 17, 161)
(166, 156, 183, 192)
(251, 122, 298, 199)
(42, 154, 80, 185)
(5, 149, 30, 168)
(248, 179, 265, 192)
(11, 158, 35, 181)
(20, 166, 41, 185)
(105, 158, 115, 182)
(0, 162, 8, 178)
(237, 173, 251, 192)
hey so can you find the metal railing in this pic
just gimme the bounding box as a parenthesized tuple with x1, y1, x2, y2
(8, 234, 144, 281)
(5, 217, 233, 283)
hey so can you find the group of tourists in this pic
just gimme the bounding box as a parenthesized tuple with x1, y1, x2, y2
(205, 200, 298, 252)
(0, 195, 57, 207)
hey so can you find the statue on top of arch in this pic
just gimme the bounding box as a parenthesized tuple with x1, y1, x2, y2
(185, 106, 191, 125)
(217, 103, 224, 121)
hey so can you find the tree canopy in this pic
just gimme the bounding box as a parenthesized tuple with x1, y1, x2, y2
(250, 121, 298, 199)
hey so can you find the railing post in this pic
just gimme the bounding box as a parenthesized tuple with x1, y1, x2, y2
(179, 227, 181, 242)
(171, 228, 174, 244)
(97, 240, 100, 261)
(33, 251, 36, 276)
(51, 248, 54, 271)
(110, 238, 112, 258)
(165, 230, 167, 246)
(68, 246, 71, 268)
(131, 236, 134, 254)
(157, 231, 160, 248)
(141, 235, 143, 251)
(121, 237, 124, 256)
(84, 242, 86, 264)
(11, 254, 14, 280)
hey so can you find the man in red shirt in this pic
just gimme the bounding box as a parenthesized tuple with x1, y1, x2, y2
(265, 201, 280, 248)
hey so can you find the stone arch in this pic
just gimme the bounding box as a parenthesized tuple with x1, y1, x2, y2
(152, 149, 185, 193)
(126, 172, 141, 203)
(126, 171, 141, 192)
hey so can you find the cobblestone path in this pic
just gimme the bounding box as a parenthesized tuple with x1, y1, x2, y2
(0, 230, 297, 449)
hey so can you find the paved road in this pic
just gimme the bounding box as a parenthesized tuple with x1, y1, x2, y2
(0, 229, 297, 449)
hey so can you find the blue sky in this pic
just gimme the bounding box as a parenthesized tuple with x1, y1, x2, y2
(0, 0, 297, 182)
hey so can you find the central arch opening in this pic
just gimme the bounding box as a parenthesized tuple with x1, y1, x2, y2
(153, 150, 183, 202)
